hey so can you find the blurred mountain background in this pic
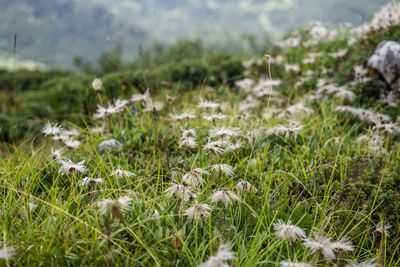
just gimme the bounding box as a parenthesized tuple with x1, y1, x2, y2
(0, 0, 391, 68)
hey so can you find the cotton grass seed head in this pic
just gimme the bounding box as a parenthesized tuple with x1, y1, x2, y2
(42, 122, 63, 136)
(58, 159, 88, 175)
(210, 190, 240, 207)
(98, 139, 123, 151)
(92, 78, 102, 92)
(184, 203, 211, 220)
(210, 164, 234, 176)
(0, 246, 15, 260)
(198, 244, 235, 267)
(111, 168, 135, 179)
(280, 260, 312, 267)
(273, 219, 306, 243)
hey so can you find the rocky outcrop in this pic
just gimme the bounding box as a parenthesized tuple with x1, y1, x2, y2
(368, 41, 400, 99)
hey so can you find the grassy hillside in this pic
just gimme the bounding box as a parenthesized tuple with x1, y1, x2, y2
(1, 2, 400, 266)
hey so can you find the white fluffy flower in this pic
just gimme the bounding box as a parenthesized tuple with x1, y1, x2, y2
(303, 235, 336, 259)
(130, 88, 151, 102)
(184, 203, 212, 220)
(182, 128, 197, 138)
(80, 177, 103, 186)
(143, 99, 164, 112)
(179, 137, 197, 149)
(198, 99, 220, 110)
(0, 247, 15, 260)
(51, 148, 63, 160)
(332, 237, 354, 252)
(92, 78, 102, 92)
(97, 195, 133, 214)
(98, 139, 123, 151)
(210, 190, 240, 207)
(58, 159, 88, 175)
(210, 164, 234, 176)
(42, 122, 63, 136)
(203, 141, 224, 155)
(198, 244, 235, 267)
(346, 259, 376, 267)
(203, 113, 227, 122)
(64, 139, 81, 149)
(170, 111, 196, 121)
(182, 169, 209, 187)
(164, 183, 197, 201)
(111, 168, 135, 179)
(280, 260, 312, 267)
(273, 220, 306, 242)
(235, 180, 257, 193)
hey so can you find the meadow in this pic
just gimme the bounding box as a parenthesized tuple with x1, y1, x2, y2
(1, 3, 400, 266)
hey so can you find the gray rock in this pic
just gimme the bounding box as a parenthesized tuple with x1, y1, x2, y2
(368, 41, 400, 98)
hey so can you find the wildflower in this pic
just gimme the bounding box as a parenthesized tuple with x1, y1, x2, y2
(329, 49, 348, 58)
(235, 180, 257, 193)
(277, 36, 300, 48)
(131, 88, 151, 102)
(203, 113, 227, 122)
(210, 164, 234, 176)
(166, 94, 176, 102)
(225, 142, 242, 152)
(179, 137, 197, 149)
(80, 177, 103, 186)
(238, 96, 259, 111)
(332, 237, 354, 252)
(198, 99, 220, 110)
(112, 99, 129, 113)
(93, 104, 118, 119)
(335, 106, 391, 124)
(92, 78, 102, 92)
(151, 209, 161, 219)
(374, 222, 391, 236)
(373, 122, 400, 135)
(97, 195, 133, 217)
(42, 122, 63, 136)
(198, 244, 235, 267)
(346, 259, 377, 267)
(64, 139, 81, 149)
(143, 99, 164, 112)
(50, 148, 63, 160)
(182, 169, 209, 187)
(0, 247, 15, 260)
(245, 129, 265, 145)
(98, 139, 123, 151)
(203, 141, 224, 155)
(182, 128, 197, 138)
(235, 78, 254, 92)
(28, 202, 37, 212)
(63, 127, 80, 138)
(273, 220, 306, 243)
(111, 168, 135, 179)
(269, 120, 303, 140)
(279, 102, 312, 118)
(58, 159, 88, 175)
(303, 235, 336, 260)
(184, 203, 211, 220)
(170, 111, 196, 121)
(210, 190, 240, 207)
(164, 183, 197, 201)
(285, 64, 300, 73)
(280, 260, 312, 267)
(209, 126, 241, 139)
